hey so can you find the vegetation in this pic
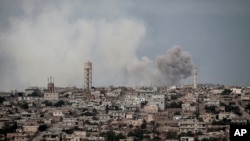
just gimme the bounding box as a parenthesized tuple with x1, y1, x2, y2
(167, 101, 183, 108)
(212, 118, 231, 125)
(174, 111, 181, 115)
(27, 89, 42, 97)
(43, 100, 53, 106)
(140, 120, 147, 129)
(104, 130, 126, 141)
(0, 122, 17, 134)
(127, 128, 145, 140)
(245, 102, 250, 111)
(38, 124, 48, 132)
(221, 89, 232, 95)
(165, 131, 178, 139)
(205, 106, 218, 114)
(0, 97, 5, 104)
(21, 102, 29, 109)
(54, 100, 65, 107)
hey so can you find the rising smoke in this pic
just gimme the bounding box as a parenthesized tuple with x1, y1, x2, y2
(124, 46, 194, 86)
(0, 1, 194, 91)
(156, 46, 194, 85)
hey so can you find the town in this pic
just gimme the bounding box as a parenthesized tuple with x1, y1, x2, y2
(0, 62, 250, 141)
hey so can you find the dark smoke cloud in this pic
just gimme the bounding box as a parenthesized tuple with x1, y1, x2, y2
(124, 45, 194, 86)
(156, 45, 194, 85)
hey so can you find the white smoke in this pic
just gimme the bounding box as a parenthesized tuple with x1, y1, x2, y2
(0, 2, 146, 91)
(0, 2, 194, 91)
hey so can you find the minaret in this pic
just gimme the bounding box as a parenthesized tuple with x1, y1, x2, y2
(47, 76, 55, 93)
(193, 67, 197, 89)
(84, 61, 92, 91)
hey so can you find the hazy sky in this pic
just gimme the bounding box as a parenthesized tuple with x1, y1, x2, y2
(0, 0, 250, 91)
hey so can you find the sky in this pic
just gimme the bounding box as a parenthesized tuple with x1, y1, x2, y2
(0, 0, 250, 91)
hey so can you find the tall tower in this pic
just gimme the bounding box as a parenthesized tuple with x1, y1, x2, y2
(193, 67, 197, 89)
(84, 61, 92, 91)
(47, 76, 55, 93)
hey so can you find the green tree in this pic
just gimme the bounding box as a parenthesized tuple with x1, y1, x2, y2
(105, 130, 125, 141)
(245, 102, 250, 111)
(43, 100, 53, 106)
(38, 125, 48, 132)
(0, 97, 5, 104)
(221, 89, 232, 95)
(21, 103, 29, 109)
(166, 131, 177, 139)
(140, 120, 147, 129)
(54, 100, 65, 107)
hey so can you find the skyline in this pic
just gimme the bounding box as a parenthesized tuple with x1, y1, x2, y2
(1, 0, 250, 91)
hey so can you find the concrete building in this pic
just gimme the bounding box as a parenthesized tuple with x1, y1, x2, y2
(44, 76, 59, 101)
(178, 119, 207, 133)
(84, 61, 92, 91)
(193, 67, 197, 89)
(47, 76, 55, 93)
(44, 93, 59, 101)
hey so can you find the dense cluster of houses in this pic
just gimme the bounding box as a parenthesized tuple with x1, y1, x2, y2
(0, 84, 250, 141)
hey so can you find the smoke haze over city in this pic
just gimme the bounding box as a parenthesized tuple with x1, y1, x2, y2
(0, 0, 250, 91)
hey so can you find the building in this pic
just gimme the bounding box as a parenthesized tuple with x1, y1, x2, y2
(84, 61, 92, 91)
(44, 93, 59, 101)
(44, 76, 59, 101)
(178, 119, 207, 133)
(47, 76, 55, 93)
(193, 67, 197, 89)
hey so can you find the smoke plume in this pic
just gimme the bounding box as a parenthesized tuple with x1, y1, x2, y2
(124, 45, 194, 86)
(0, 1, 194, 91)
(156, 46, 194, 85)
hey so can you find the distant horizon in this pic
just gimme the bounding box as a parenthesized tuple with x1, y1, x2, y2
(1, 81, 248, 93)
(1, 0, 250, 91)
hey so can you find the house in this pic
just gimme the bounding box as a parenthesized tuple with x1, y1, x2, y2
(22, 125, 39, 134)
(44, 93, 59, 101)
(6, 133, 29, 141)
(143, 105, 158, 113)
(126, 112, 135, 119)
(62, 118, 77, 127)
(218, 112, 237, 120)
(74, 131, 86, 139)
(182, 103, 196, 112)
(200, 113, 216, 123)
(24, 87, 39, 96)
(178, 119, 207, 133)
(42, 131, 61, 141)
(112, 111, 126, 120)
(180, 137, 194, 141)
(126, 119, 143, 127)
(241, 92, 250, 101)
(204, 98, 220, 107)
(63, 134, 81, 141)
(97, 114, 110, 121)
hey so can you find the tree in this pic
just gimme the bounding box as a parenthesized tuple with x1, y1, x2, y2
(44, 100, 53, 106)
(245, 102, 250, 111)
(174, 111, 181, 115)
(0, 97, 5, 104)
(92, 108, 98, 115)
(38, 125, 48, 132)
(105, 105, 109, 114)
(21, 103, 29, 109)
(105, 130, 125, 141)
(129, 124, 133, 128)
(54, 100, 65, 107)
(221, 89, 232, 95)
(166, 131, 177, 139)
(140, 119, 147, 129)
(127, 128, 144, 140)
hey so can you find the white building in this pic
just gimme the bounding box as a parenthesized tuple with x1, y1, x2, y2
(179, 119, 207, 133)
(44, 93, 59, 101)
